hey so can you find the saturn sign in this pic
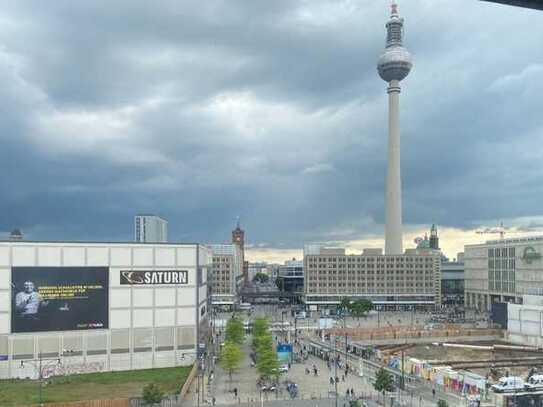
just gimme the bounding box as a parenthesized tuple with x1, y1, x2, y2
(120, 270, 188, 285)
(521, 247, 541, 264)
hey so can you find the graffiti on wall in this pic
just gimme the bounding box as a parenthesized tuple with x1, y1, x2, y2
(42, 361, 105, 378)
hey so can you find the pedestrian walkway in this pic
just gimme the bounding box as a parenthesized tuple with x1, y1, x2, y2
(181, 329, 479, 407)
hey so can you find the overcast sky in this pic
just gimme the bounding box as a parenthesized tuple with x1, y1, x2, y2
(1, 0, 542, 262)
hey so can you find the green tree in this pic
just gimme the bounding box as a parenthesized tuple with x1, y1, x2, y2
(253, 272, 270, 284)
(142, 383, 164, 405)
(374, 368, 394, 403)
(221, 341, 243, 383)
(225, 317, 245, 344)
(257, 348, 280, 382)
(437, 400, 449, 407)
(351, 299, 373, 319)
(252, 317, 269, 338)
(253, 332, 273, 354)
(338, 297, 352, 316)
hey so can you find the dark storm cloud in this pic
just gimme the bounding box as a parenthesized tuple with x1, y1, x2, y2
(0, 0, 542, 251)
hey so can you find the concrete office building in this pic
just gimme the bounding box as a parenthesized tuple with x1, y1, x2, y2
(303, 246, 441, 311)
(465, 236, 543, 311)
(210, 244, 243, 310)
(0, 240, 211, 379)
(134, 215, 168, 243)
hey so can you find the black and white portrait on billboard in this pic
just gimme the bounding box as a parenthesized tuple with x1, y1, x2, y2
(14, 280, 49, 319)
(11, 267, 109, 333)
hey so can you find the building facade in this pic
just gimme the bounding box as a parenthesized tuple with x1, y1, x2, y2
(210, 244, 243, 309)
(276, 259, 304, 293)
(441, 259, 464, 306)
(465, 236, 543, 311)
(134, 215, 168, 243)
(0, 240, 211, 379)
(303, 246, 441, 311)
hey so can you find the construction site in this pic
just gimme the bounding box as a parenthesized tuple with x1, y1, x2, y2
(321, 323, 543, 406)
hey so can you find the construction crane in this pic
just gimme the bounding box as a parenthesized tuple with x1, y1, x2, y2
(475, 222, 507, 239)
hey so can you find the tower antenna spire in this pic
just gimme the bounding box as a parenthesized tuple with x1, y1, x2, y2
(391, 0, 399, 16)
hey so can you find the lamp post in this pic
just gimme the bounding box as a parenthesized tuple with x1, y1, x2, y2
(333, 334, 338, 407)
(20, 353, 61, 407)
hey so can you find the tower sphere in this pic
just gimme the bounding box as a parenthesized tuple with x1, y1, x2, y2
(377, 47, 412, 82)
(377, 2, 413, 83)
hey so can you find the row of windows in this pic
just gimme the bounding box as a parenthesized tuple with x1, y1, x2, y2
(308, 257, 435, 263)
(488, 248, 515, 258)
(489, 281, 515, 293)
(306, 288, 436, 294)
(310, 265, 433, 270)
(489, 270, 515, 281)
(488, 259, 516, 270)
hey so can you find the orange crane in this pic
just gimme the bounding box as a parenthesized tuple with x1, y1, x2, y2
(475, 222, 507, 239)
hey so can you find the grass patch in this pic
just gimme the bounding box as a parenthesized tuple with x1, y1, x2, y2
(0, 365, 192, 406)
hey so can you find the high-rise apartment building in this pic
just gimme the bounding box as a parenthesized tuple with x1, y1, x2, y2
(134, 215, 168, 243)
(465, 236, 543, 311)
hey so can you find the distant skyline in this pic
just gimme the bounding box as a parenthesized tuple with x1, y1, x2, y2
(1, 1, 542, 262)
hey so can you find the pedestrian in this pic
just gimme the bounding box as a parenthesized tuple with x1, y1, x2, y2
(212, 396, 216, 405)
(335, 376, 339, 384)
(432, 388, 435, 398)
(234, 388, 238, 397)
(351, 388, 354, 397)
(330, 377, 334, 385)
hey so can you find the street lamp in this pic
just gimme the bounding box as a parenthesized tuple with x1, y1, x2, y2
(20, 353, 61, 407)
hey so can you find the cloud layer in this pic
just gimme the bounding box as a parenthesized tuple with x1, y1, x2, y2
(1, 1, 543, 259)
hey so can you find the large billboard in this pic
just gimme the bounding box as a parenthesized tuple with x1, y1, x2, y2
(11, 267, 109, 333)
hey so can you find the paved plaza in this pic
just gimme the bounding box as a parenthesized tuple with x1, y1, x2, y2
(181, 309, 488, 407)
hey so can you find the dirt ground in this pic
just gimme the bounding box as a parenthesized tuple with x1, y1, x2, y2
(396, 343, 543, 380)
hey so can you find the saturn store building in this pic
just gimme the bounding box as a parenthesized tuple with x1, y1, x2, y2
(0, 241, 211, 379)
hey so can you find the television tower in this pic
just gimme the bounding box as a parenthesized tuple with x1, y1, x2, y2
(377, 1, 413, 255)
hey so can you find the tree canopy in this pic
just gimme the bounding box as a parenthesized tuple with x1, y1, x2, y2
(252, 317, 269, 338)
(225, 317, 245, 344)
(337, 297, 373, 318)
(253, 272, 269, 283)
(374, 368, 394, 394)
(221, 341, 243, 381)
(256, 348, 280, 381)
(142, 383, 164, 404)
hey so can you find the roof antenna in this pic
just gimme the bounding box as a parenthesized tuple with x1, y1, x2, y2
(391, 0, 399, 16)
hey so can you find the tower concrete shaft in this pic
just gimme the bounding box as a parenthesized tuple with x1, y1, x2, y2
(377, 2, 412, 255)
(385, 80, 402, 254)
